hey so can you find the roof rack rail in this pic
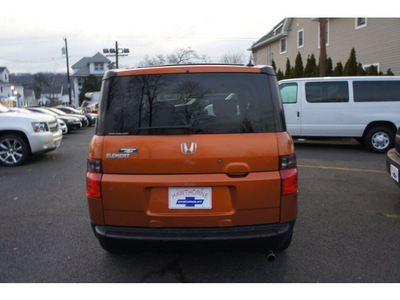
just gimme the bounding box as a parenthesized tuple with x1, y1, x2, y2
(137, 63, 250, 69)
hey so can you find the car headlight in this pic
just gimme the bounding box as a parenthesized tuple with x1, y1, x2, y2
(32, 122, 49, 132)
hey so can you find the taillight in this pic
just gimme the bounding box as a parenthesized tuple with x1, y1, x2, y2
(279, 154, 298, 196)
(87, 159, 102, 198)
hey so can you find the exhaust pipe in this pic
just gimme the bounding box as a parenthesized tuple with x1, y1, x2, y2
(266, 249, 276, 262)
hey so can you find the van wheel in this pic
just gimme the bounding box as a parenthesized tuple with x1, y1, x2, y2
(0, 134, 29, 167)
(364, 127, 394, 153)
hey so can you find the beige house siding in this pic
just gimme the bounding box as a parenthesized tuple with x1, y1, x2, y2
(252, 18, 400, 75)
(328, 18, 400, 74)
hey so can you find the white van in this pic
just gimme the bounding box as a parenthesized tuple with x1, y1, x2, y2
(279, 76, 400, 152)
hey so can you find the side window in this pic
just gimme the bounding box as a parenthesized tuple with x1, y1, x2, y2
(354, 81, 400, 102)
(280, 83, 298, 104)
(280, 38, 287, 54)
(297, 29, 304, 48)
(305, 82, 349, 103)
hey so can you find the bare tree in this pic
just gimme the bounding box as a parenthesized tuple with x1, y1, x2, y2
(137, 46, 204, 67)
(220, 53, 245, 64)
(167, 46, 199, 64)
(137, 54, 166, 67)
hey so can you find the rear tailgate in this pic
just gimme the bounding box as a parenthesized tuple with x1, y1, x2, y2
(101, 133, 278, 174)
(99, 133, 282, 227)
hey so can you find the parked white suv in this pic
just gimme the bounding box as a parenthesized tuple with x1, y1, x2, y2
(0, 104, 63, 166)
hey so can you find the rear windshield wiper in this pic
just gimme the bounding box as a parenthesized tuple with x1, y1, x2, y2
(134, 125, 193, 134)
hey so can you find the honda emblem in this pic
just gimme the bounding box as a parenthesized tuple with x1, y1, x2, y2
(181, 142, 197, 155)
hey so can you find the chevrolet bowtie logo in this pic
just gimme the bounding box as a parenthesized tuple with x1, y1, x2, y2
(181, 142, 197, 155)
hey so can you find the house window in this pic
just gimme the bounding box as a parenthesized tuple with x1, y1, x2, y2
(280, 37, 287, 54)
(94, 63, 104, 71)
(363, 63, 380, 73)
(355, 18, 367, 29)
(318, 19, 329, 47)
(297, 29, 304, 48)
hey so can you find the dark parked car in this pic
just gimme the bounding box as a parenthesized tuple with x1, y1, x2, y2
(47, 107, 89, 127)
(26, 107, 82, 132)
(386, 127, 400, 188)
(56, 106, 97, 126)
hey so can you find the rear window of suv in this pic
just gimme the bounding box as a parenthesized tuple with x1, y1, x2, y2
(101, 73, 278, 135)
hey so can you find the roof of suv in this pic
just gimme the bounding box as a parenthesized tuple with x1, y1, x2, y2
(103, 64, 275, 79)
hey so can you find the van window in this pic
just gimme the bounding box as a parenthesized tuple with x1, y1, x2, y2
(280, 83, 298, 103)
(103, 73, 277, 135)
(305, 82, 349, 103)
(353, 81, 400, 102)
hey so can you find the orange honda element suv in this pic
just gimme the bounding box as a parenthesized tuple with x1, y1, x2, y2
(87, 64, 297, 252)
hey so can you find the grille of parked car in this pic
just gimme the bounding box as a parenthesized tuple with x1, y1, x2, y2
(49, 121, 59, 133)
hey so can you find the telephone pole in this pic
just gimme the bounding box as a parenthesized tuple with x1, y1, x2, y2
(115, 41, 119, 69)
(319, 18, 327, 77)
(63, 37, 72, 105)
(103, 41, 129, 69)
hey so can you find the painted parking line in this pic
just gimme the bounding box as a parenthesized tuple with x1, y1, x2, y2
(298, 164, 386, 173)
(382, 213, 400, 219)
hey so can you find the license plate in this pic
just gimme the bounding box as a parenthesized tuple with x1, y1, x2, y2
(390, 165, 399, 182)
(168, 187, 212, 209)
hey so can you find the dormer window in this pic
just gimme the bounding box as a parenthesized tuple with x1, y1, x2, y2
(94, 63, 104, 71)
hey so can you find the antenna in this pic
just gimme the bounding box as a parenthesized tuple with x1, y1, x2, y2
(246, 54, 254, 67)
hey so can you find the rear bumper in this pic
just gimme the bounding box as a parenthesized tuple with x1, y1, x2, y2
(92, 221, 295, 251)
(386, 148, 400, 188)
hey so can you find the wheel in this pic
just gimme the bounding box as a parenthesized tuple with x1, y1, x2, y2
(364, 126, 394, 153)
(0, 134, 30, 167)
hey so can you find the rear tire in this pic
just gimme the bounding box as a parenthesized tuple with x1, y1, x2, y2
(364, 126, 394, 153)
(0, 134, 30, 167)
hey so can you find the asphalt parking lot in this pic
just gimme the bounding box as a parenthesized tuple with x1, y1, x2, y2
(0, 129, 399, 283)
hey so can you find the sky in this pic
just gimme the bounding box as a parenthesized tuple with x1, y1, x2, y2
(0, 0, 395, 74)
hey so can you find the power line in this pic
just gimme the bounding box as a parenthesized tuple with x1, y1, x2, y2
(0, 56, 65, 64)
(0, 37, 61, 46)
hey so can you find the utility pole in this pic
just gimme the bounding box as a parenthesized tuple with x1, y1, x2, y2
(115, 41, 119, 69)
(103, 42, 129, 69)
(63, 37, 72, 105)
(319, 18, 327, 77)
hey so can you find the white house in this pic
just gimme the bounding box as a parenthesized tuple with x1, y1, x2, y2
(0, 67, 26, 107)
(71, 52, 111, 107)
